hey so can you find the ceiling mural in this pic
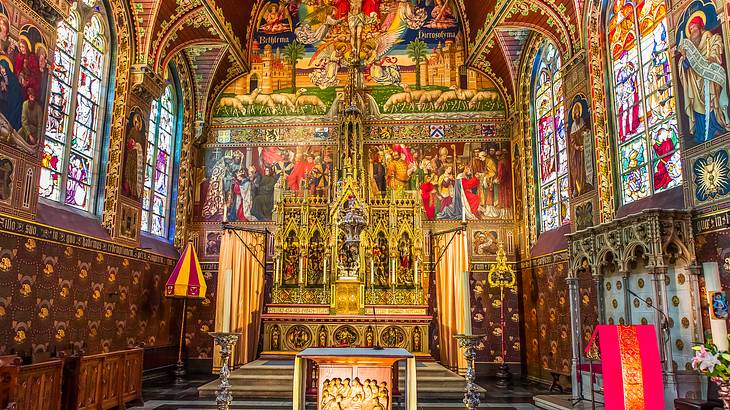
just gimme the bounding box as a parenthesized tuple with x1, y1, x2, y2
(210, 0, 505, 119)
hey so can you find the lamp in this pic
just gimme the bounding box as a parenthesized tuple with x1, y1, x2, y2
(487, 242, 516, 388)
(165, 242, 207, 384)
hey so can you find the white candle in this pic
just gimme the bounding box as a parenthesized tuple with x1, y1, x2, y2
(461, 269, 472, 336)
(222, 268, 232, 333)
(324, 258, 328, 284)
(370, 259, 375, 285)
(414, 260, 418, 286)
(391, 259, 395, 284)
(299, 257, 304, 283)
(704, 262, 728, 351)
(461, 199, 466, 222)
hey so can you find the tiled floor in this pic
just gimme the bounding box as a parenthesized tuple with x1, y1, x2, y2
(129, 372, 547, 410)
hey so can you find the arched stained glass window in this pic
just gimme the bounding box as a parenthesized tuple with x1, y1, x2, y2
(607, 0, 681, 204)
(533, 41, 569, 232)
(40, 8, 109, 211)
(142, 84, 176, 236)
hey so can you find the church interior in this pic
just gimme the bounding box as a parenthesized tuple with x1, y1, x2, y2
(0, 0, 730, 408)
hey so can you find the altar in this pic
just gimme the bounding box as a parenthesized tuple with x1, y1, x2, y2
(293, 347, 416, 410)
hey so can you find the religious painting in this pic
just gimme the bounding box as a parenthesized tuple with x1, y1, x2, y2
(608, 0, 682, 204)
(0, 3, 48, 156)
(204, 231, 222, 257)
(197, 144, 334, 222)
(692, 148, 730, 203)
(472, 230, 498, 256)
(119, 202, 140, 242)
(574, 201, 594, 231)
(566, 95, 594, 196)
(121, 109, 147, 201)
(675, 0, 729, 147)
(367, 141, 513, 220)
(708, 290, 728, 320)
(212, 0, 504, 118)
(0, 154, 14, 206)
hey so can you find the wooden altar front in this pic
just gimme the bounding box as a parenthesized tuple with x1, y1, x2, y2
(293, 347, 416, 410)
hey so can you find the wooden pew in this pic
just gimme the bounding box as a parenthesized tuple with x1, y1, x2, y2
(71, 348, 143, 410)
(0, 355, 63, 410)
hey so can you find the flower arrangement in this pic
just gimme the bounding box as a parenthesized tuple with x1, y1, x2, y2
(692, 343, 730, 379)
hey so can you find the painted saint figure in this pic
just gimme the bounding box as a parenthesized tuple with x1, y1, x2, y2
(568, 102, 592, 196)
(122, 111, 145, 200)
(677, 14, 729, 142)
(615, 51, 640, 140)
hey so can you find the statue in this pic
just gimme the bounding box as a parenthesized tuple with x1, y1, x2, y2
(271, 325, 281, 350)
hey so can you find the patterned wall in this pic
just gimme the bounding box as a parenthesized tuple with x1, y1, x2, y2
(0, 226, 178, 357)
(520, 255, 597, 380)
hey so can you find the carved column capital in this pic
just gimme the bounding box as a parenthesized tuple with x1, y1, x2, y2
(130, 64, 164, 104)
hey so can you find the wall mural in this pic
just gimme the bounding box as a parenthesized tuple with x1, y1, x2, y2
(366, 141, 513, 220)
(0, 2, 48, 155)
(196, 144, 334, 222)
(566, 95, 594, 197)
(121, 109, 147, 201)
(675, 0, 729, 148)
(214, 0, 504, 118)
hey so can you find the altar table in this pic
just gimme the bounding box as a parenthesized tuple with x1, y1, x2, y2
(293, 347, 417, 410)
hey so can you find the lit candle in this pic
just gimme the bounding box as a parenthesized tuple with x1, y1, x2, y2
(461, 269, 472, 336)
(222, 268, 232, 333)
(704, 262, 728, 350)
(370, 259, 375, 285)
(391, 259, 395, 284)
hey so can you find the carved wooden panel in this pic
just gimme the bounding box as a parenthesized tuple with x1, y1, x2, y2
(121, 349, 143, 404)
(15, 359, 63, 410)
(77, 356, 103, 410)
(99, 353, 122, 409)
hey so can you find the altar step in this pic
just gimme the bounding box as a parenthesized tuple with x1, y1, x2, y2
(198, 359, 485, 401)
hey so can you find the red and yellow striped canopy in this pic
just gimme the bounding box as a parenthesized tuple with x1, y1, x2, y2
(165, 243, 206, 299)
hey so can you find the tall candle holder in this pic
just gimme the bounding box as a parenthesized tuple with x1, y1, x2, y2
(209, 332, 241, 410)
(487, 242, 515, 388)
(454, 334, 484, 410)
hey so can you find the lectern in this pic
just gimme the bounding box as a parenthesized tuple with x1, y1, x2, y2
(293, 347, 417, 410)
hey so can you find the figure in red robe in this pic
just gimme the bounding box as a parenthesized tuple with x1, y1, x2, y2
(652, 129, 675, 190)
(420, 177, 436, 220)
(363, 0, 381, 19)
(287, 154, 315, 191)
(334, 0, 350, 19)
(460, 172, 481, 217)
(496, 150, 512, 209)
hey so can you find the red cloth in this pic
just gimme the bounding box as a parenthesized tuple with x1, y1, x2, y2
(497, 156, 513, 209)
(334, 0, 350, 19)
(287, 160, 314, 191)
(420, 182, 435, 220)
(392, 144, 413, 164)
(362, 0, 380, 17)
(689, 16, 705, 29)
(461, 176, 480, 216)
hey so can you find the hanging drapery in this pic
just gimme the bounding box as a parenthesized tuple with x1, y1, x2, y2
(433, 230, 469, 371)
(215, 229, 266, 368)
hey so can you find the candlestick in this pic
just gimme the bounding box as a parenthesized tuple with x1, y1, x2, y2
(461, 269, 472, 336)
(454, 334, 484, 410)
(222, 269, 232, 333)
(370, 259, 374, 285)
(209, 332, 241, 410)
(324, 258, 328, 284)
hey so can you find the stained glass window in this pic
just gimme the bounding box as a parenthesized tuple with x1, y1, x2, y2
(40, 10, 109, 211)
(142, 84, 177, 237)
(607, 0, 682, 204)
(533, 41, 569, 232)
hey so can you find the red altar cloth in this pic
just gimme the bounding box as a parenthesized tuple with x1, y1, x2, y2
(585, 325, 664, 409)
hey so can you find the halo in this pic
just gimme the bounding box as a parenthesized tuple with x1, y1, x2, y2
(0, 55, 13, 72)
(685, 10, 706, 38)
(17, 35, 30, 50)
(572, 101, 583, 118)
(35, 42, 47, 55)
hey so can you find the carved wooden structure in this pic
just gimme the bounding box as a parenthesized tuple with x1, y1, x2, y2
(0, 355, 63, 410)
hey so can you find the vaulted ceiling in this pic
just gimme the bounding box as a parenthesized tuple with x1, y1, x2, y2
(128, 0, 584, 116)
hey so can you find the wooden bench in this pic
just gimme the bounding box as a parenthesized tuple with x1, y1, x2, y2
(68, 348, 144, 410)
(0, 355, 63, 410)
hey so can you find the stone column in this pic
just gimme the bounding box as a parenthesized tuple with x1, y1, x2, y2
(593, 272, 606, 324)
(652, 266, 677, 391)
(687, 264, 704, 344)
(621, 271, 632, 324)
(567, 273, 582, 400)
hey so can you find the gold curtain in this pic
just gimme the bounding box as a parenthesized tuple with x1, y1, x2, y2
(214, 230, 266, 368)
(434, 230, 468, 371)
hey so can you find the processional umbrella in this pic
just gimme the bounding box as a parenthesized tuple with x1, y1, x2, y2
(165, 242, 207, 381)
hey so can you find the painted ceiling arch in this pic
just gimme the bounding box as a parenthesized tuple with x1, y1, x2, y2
(122, 0, 582, 115)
